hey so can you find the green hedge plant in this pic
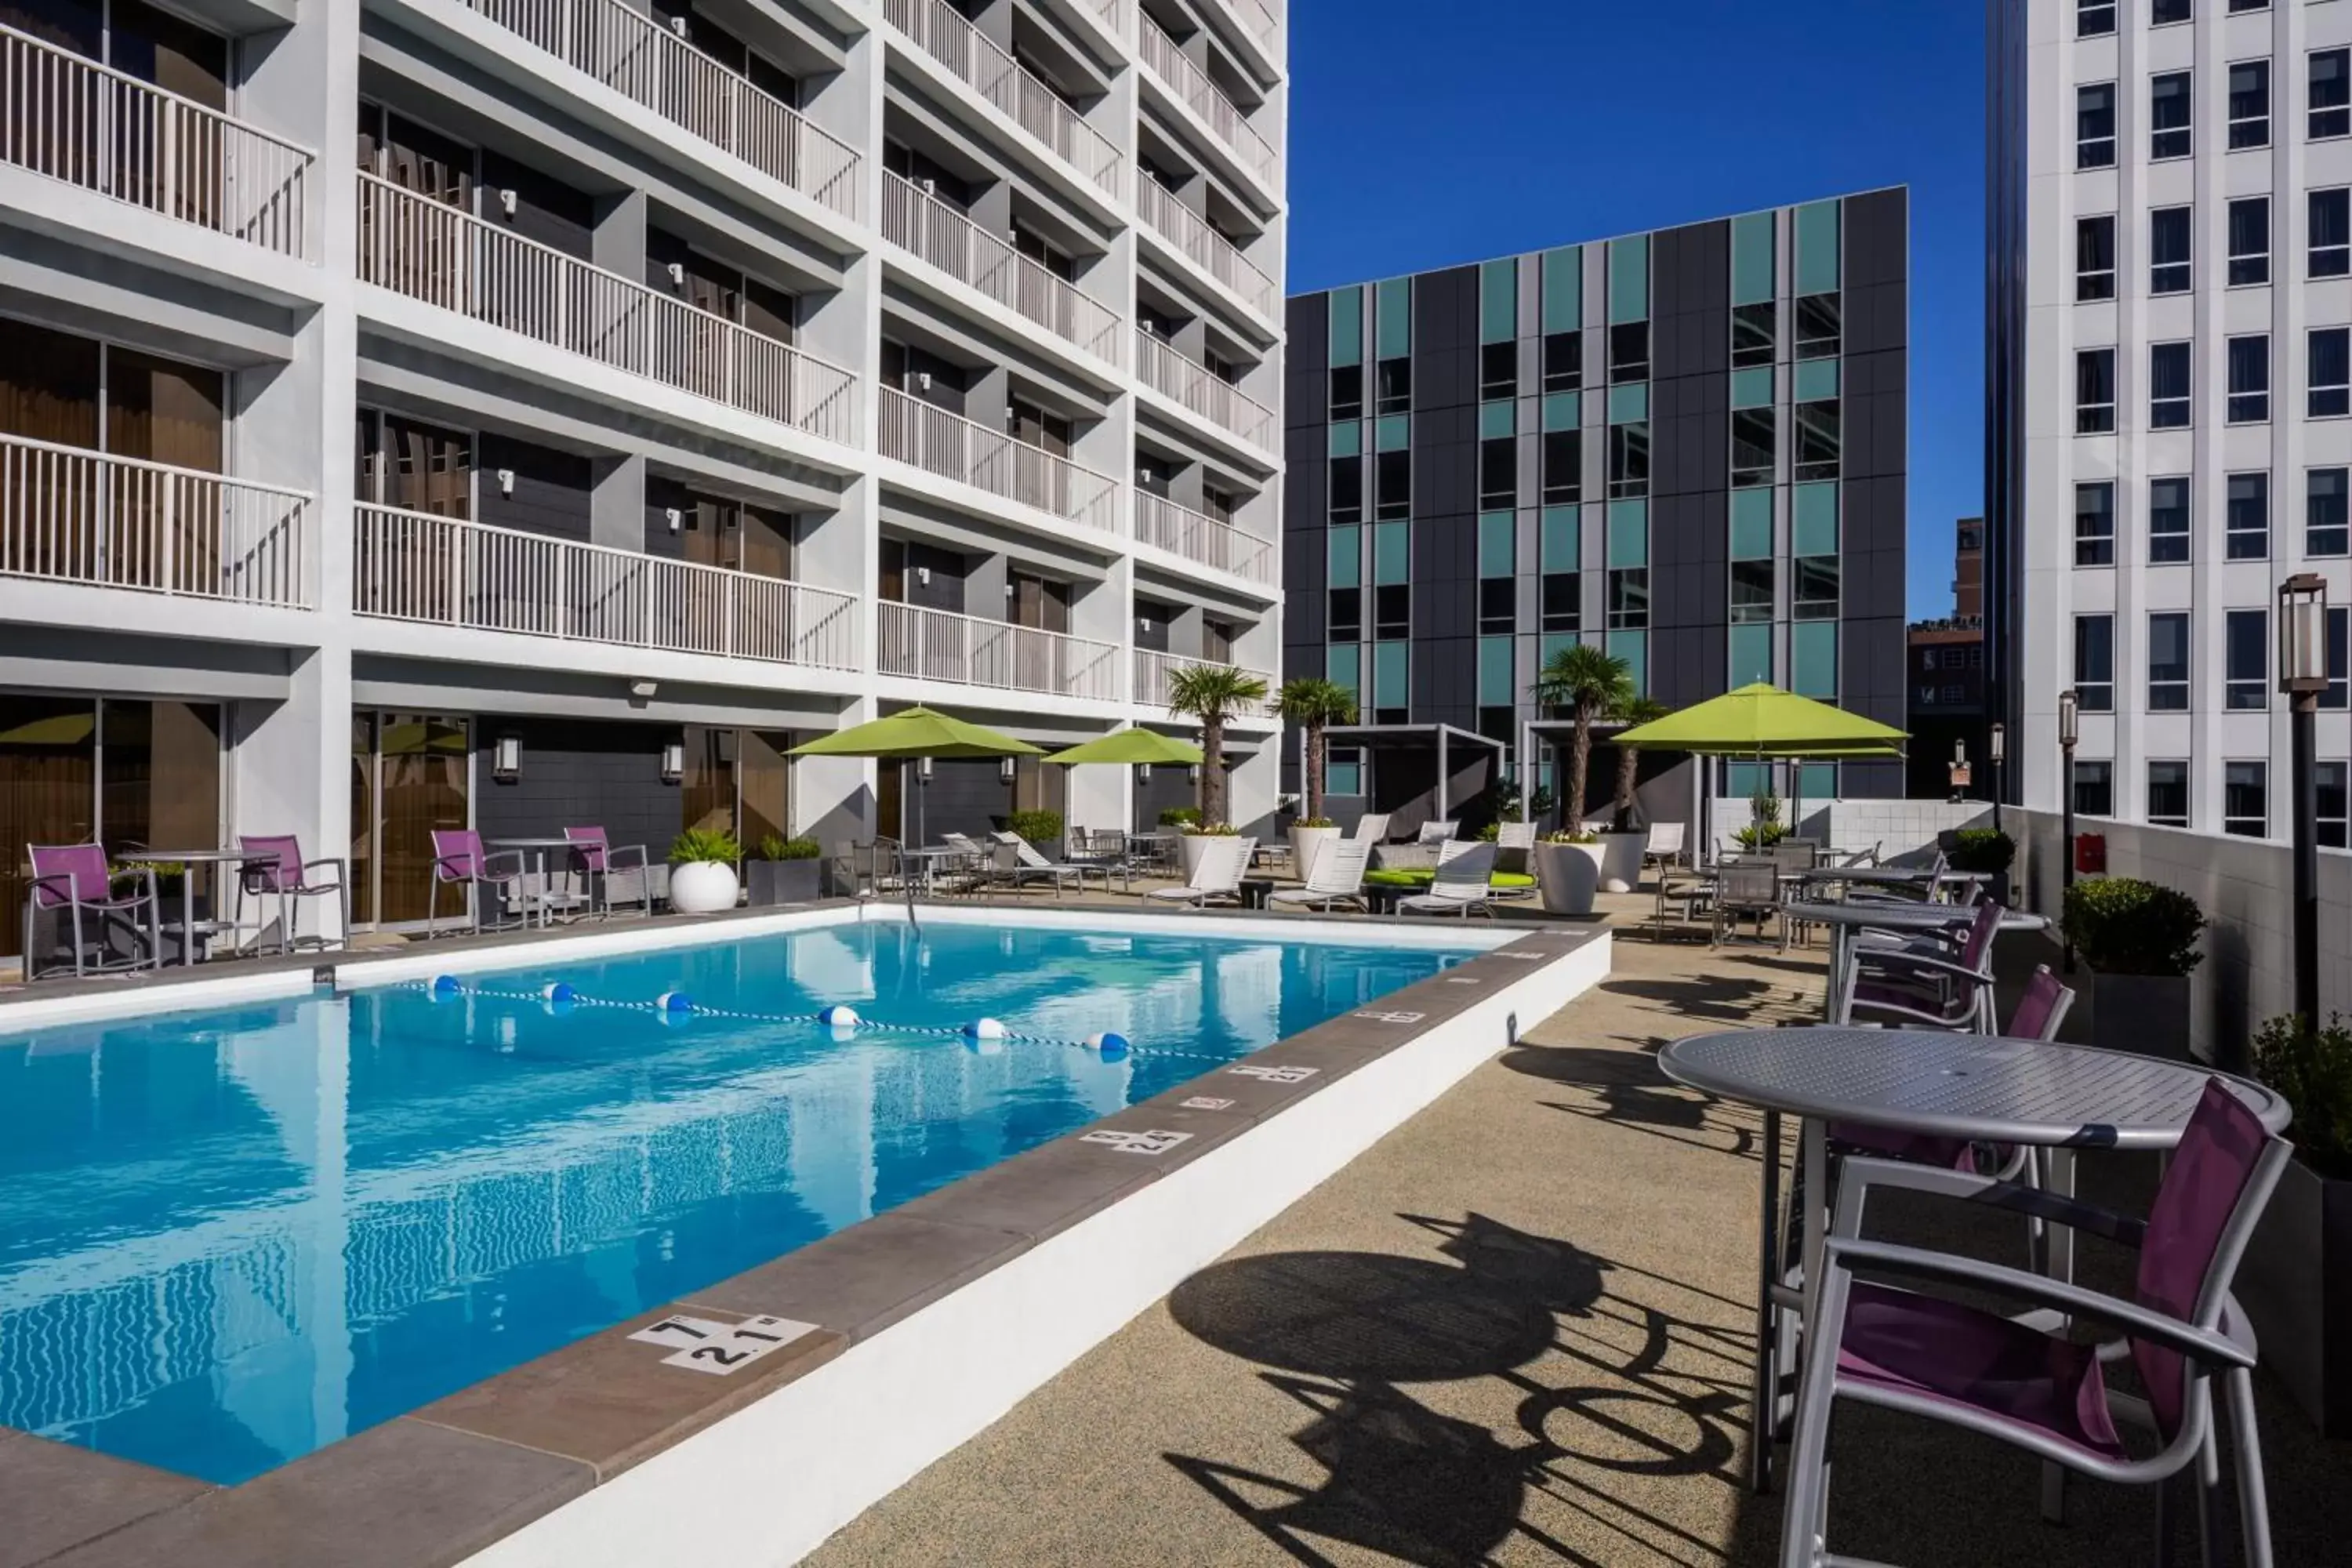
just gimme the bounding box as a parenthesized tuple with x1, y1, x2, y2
(1949, 827, 2016, 874)
(2060, 877, 2205, 977)
(2252, 1013, 2352, 1180)
(1158, 805, 1203, 829)
(1006, 810, 1063, 848)
(669, 827, 743, 866)
(754, 834, 820, 862)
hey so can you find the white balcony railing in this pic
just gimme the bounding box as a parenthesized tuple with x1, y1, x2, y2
(1134, 491, 1274, 585)
(879, 387, 1119, 532)
(1134, 650, 1276, 714)
(1135, 177, 1276, 321)
(459, 0, 860, 220)
(0, 434, 309, 608)
(1137, 16, 1277, 191)
(884, 0, 1122, 199)
(1134, 331, 1276, 450)
(354, 503, 860, 669)
(1210, 0, 1279, 59)
(1085, 0, 1124, 34)
(881, 172, 1120, 362)
(878, 600, 1119, 701)
(360, 174, 859, 448)
(0, 22, 312, 257)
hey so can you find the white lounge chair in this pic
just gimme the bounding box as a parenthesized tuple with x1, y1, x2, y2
(989, 831, 1091, 895)
(1268, 840, 1370, 913)
(1415, 819, 1457, 845)
(1399, 840, 1499, 918)
(1348, 811, 1391, 844)
(1490, 822, 1537, 898)
(1145, 836, 1255, 909)
(1643, 821, 1687, 873)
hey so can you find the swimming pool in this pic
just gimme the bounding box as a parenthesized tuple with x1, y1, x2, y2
(0, 918, 1483, 1484)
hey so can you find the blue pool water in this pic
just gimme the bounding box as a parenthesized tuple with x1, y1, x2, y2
(0, 920, 1475, 1483)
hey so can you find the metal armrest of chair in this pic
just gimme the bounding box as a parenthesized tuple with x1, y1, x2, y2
(479, 849, 528, 884)
(1849, 949, 1991, 986)
(1831, 1156, 2149, 1248)
(604, 843, 651, 872)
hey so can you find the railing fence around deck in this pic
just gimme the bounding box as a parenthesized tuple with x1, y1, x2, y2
(1137, 14, 1277, 189)
(880, 172, 1120, 362)
(883, 0, 1122, 198)
(879, 387, 1119, 532)
(877, 600, 1119, 701)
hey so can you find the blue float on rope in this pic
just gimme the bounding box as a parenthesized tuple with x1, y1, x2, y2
(1084, 1031, 1131, 1062)
(655, 990, 695, 1014)
(430, 975, 461, 996)
(540, 982, 576, 1004)
(963, 1018, 1006, 1040)
(818, 1004, 861, 1029)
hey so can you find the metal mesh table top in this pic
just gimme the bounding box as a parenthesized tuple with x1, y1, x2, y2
(1806, 866, 1987, 886)
(1657, 1028, 2288, 1147)
(1777, 902, 2048, 932)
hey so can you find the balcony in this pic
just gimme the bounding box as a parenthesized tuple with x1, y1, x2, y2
(1134, 649, 1277, 715)
(1134, 330, 1276, 451)
(1208, 0, 1279, 63)
(878, 600, 1120, 702)
(352, 503, 860, 670)
(883, 0, 1123, 201)
(0, 22, 312, 258)
(1135, 178, 1276, 324)
(1134, 490, 1273, 586)
(451, 0, 860, 220)
(359, 173, 859, 448)
(879, 387, 1120, 532)
(1137, 15, 1277, 195)
(0, 434, 310, 607)
(880, 172, 1121, 364)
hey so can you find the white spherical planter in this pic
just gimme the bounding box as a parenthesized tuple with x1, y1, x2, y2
(1289, 824, 1341, 884)
(667, 859, 740, 914)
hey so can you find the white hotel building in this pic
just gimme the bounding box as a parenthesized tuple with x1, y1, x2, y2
(1991, 0, 2352, 846)
(0, 0, 1285, 948)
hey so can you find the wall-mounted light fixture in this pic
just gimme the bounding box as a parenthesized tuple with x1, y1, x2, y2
(629, 678, 659, 700)
(665, 507, 684, 532)
(1189, 764, 1202, 784)
(666, 261, 686, 289)
(1138, 763, 1153, 782)
(1000, 756, 1016, 783)
(916, 565, 931, 586)
(660, 742, 684, 782)
(492, 735, 521, 781)
(919, 755, 935, 780)
(498, 188, 517, 219)
(496, 468, 516, 498)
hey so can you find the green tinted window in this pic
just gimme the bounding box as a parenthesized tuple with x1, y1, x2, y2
(1791, 620, 1838, 697)
(1328, 421, 1361, 458)
(1725, 762, 1769, 798)
(1542, 391, 1579, 432)
(1608, 383, 1649, 424)
(1730, 367, 1774, 409)
(1795, 200, 1841, 296)
(1608, 234, 1650, 323)
(1373, 641, 1408, 707)
(1730, 489, 1774, 560)
(1375, 276, 1412, 359)
(1327, 754, 1362, 795)
(1541, 245, 1582, 332)
(1329, 286, 1363, 368)
(1480, 258, 1517, 343)
(1541, 632, 1578, 668)
(1479, 510, 1515, 577)
(1607, 500, 1648, 567)
(1373, 520, 1410, 584)
(1327, 643, 1360, 694)
(1793, 482, 1839, 557)
(1480, 401, 1515, 439)
(1327, 524, 1360, 588)
(1608, 630, 1647, 695)
(1478, 636, 1514, 705)
(1730, 623, 1774, 686)
(1798, 761, 1838, 800)
(1794, 358, 1840, 403)
(1731, 211, 1775, 306)
(1375, 413, 1410, 452)
(1541, 506, 1580, 569)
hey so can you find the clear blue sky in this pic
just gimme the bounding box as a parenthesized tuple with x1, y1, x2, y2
(1285, 0, 1984, 619)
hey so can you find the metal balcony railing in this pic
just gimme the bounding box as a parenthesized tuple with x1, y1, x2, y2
(881, 172, 1120, 363)
(1084, 0, 1124, 33)
(0, 22, 312, 256)
(877, 600, 1119, 701)
(1134, 649, 1276, 714)
(1209, 0, 1279, 59)
(1137, 15, 1277, 191)
(883, 0, 1122, 199)
(879, 387, 1119, 532)
(1134, 177, 1277, 321)
(0, 434, 310, 607)
(457, 0, 861, 220)
(353, 503, 860, 669)
(360, 173, 859, 447)
(1134, 491, 1274, 585)
(1134, 330, 1276, 449)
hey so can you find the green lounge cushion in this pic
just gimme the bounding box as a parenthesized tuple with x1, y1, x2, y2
(1361, 869, 1536, 890)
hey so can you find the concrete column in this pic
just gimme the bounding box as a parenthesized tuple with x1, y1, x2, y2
(591, 455, 644, 553)
(592, 189, 648, 281)
(1066, 764, 1127, 834)
(233, 646, 352, 942)
(967, 551, 1010, 622)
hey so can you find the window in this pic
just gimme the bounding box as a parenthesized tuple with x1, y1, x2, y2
(2226, 608, 2268, 710)
(1607, 422, 1648, 499)
(2074, 760, 2115, 818)
(2152, 0, 2189, 21)
(2227, 0, 2268, 11)
(1607, 569, 1650, 630)
(2227, 334, 2269, 423)
(1794, 294, 1841, 360)
(1328, 586, 1361, 641)
(1542, 332, 1581, 392)
(1732, 302, 1775, 368)
(2149, 612, 2191, 711)
(1328, 456, 1362, 524)
(2311, 328, 2350, 418)
(2076, 216, 2116, 303)
(1479, 578, 1515, 634)
(1541, 430, 1580, 504)
(1479, 437, 1515, 507)
(2147, 760, 2191, 829)
(1374, 585, 1410, 641)
(2078, 82, 2118, 169)
(2228, 60, 2270, 151)
(1374, 357, 1410, 416)
(2314, 468, 2350, 555)
(2076, 615, 2115, 712)
(2330, 608, 2350, 710)
(2151, 476, 2191, 564)
(2078, 347, 2116, 434)
(2151, 71, 2192, 162)
(1793, 400, 1839, 482)
(1793, 555, 1840, 619)
(1541, 574, 1580, 632)
(2227, 470, 2269, 559)
(2319, 762, 2349, 849)
(2149, 341, 2192, 429)
(2227, 198, 2269, 285)
(1731, 408, 1775, 487)
(1328, 365, 1363, 421)
(2078, 0, 2115, 37)
(2151, 207, 2193, 294)
(1731, 558, 1775, 623)
(2314, 190, 2350, 278)
(1480, 341, 1515, 401)
(1609, 322, 1649, 384)
(1374, 448, 1409, 521)
(2224, 761, 2267, 839)
(2314, 49, 2351, 140)
(2076, 480, 2115, 566)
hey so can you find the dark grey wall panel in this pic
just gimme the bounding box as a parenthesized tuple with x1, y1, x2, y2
(473, 718, 680, 859)
(477, 434, 592, 543)
(480, 151, 593, 260)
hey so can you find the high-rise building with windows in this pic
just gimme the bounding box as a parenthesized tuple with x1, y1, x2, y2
(0, 0, 1287, 950)
(1283, 191, 1908, 825)
(1991, 0, 2352, 844)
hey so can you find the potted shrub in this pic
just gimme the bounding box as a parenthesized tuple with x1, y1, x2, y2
(666, 826, 743, 914)
(1180, 821, 1239, 879)
(2238, 1012, 2352, 1436)
(1733, 789, 1790, 853)
(745, 833, 821, 906)
(1531, 830, 1605, 916)
(2060, 877, 2205, 1061)
(1947, 826, 2018, 906)
(1278, 676, 1356, 884)
(1167, 662, 1268, 831)
(1006, 809, 1064, 856)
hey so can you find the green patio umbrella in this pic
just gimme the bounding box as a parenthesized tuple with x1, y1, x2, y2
(1039, 728, 1203, 767)
(789, 706, 1042, 848)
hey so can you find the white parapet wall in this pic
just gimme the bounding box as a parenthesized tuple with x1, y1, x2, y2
(1708, 796, 1997, 865)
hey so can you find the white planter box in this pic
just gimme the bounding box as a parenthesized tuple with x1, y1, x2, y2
(1534, 840, 1603, 916)
(1289, 824, 1340, 885)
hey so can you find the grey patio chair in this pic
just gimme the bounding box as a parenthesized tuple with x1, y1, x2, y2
(236, 834, 350, 952)
(1348, 811, 1391, 844)
(990, 830, 1091, 895)
(1146, 836, 1254, 909)
(1268, 840, 1370, 913)
(1399, 840, 1498, 917)
(1841, 902, 2005, 1032)
(1711, 860, 1782, 946)
(1415, 819, 1457, 845)
(1780, 1079, 2288, 1568)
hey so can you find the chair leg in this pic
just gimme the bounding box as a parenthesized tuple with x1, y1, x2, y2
(1777, 1261, 1850, 1567)
(70, 902, 86, 979)
(2227, 1367, 2274, 1567)
(1750, 1107, 1783, 1494)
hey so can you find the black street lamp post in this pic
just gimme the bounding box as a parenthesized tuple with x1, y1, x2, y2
(1990, 721, 2006, 836)
(2280, 575, 2330, 1029)
(2059, 688, 2079, 975)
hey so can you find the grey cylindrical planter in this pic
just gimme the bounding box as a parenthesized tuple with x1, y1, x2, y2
(2237, 1159, 2352, 1436)
(1533, 841, 1602, 916)
(2088, 973, 2193, 1062)
(747, 858, 822, 906)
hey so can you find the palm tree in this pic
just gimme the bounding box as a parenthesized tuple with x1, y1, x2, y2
(1608, 695, 1668, 831)
(1275, 677, 1358, 822)
(1167, 662, 1269, 827)
(1529, 644, 1631, 830)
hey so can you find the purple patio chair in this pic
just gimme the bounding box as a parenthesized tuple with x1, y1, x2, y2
(426, 829, 525, 937)
(1780, 1079, 2288, 1568)
(237, 835, 349, 953)
(564, 826, 651, 920)
(1842, 900, 2005, 1032)
(24, 844, 162, 979)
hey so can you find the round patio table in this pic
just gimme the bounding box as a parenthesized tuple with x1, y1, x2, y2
(118, 847, 274, 964)
(1807, 865, 1987, 888)
(1779, 899, 2048, 1024)
(1658, 1025, 2288, 1497)
(487, 837, 590, 927)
